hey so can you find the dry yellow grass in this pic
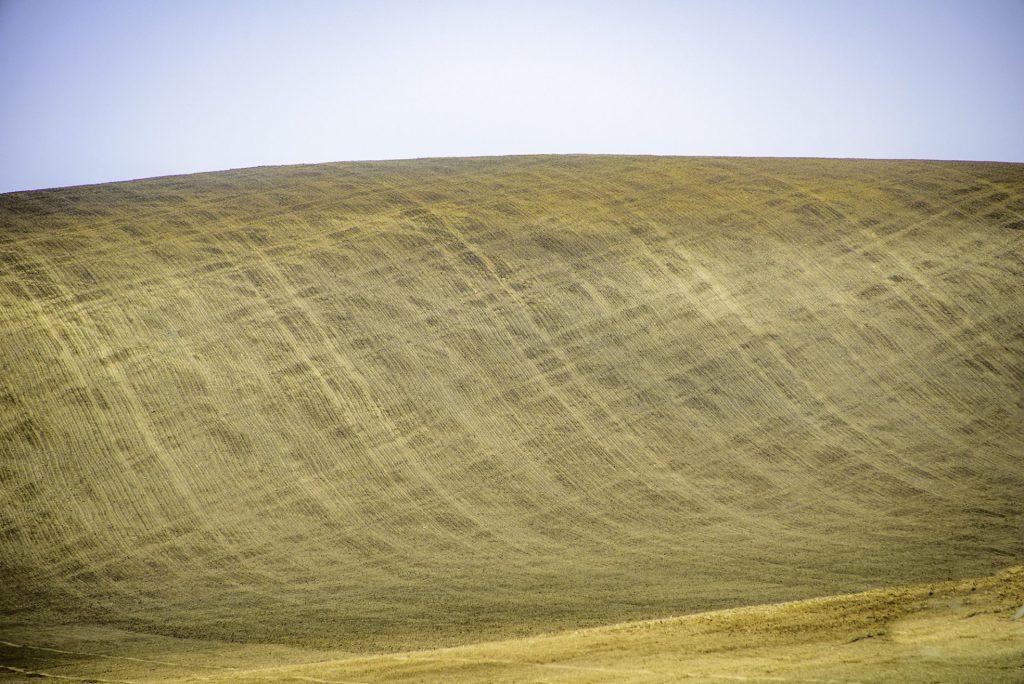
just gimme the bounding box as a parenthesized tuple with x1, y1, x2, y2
(1, 155, 1022, 679)
(161, 566, 1024, 683)
(2, 568, 1021, 682)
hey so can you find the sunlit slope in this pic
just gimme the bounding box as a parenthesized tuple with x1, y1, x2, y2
(1, 156, 1022, 651)
(170, 567, 1024, 683)
(2, 568, 1020, 682)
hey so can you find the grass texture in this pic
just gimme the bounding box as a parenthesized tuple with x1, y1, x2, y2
(1, 155, 1022, 678)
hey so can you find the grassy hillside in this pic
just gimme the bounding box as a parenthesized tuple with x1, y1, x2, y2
(1, 156, 1022, 661)
(259, 567, 1023, 683)
(2, 567, 1021, 682)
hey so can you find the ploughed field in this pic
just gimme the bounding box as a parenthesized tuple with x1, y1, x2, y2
(1, 156, 1022, 679)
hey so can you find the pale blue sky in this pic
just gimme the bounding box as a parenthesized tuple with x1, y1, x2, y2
(1, 0, 1022, 192)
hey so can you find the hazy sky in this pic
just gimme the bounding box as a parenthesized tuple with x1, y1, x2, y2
(1, 0, 1022, 192)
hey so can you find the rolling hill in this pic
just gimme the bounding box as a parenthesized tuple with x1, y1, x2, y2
(1, 155, 1022, 679)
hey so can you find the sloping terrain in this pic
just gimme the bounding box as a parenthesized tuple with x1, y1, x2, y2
(254, 567, 1024, 684)
(2, 567, 1021, 682)
(1, 156, 1022, 668)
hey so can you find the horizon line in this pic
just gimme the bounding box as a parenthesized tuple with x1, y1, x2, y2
(4, 152, 1022, 196)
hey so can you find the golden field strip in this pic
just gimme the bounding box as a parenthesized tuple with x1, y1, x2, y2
(1, 155, 1022, 680)
(1, 568, 1021, 682)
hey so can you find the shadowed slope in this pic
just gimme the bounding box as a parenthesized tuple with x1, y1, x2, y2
(1, 156, 1022, 652)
